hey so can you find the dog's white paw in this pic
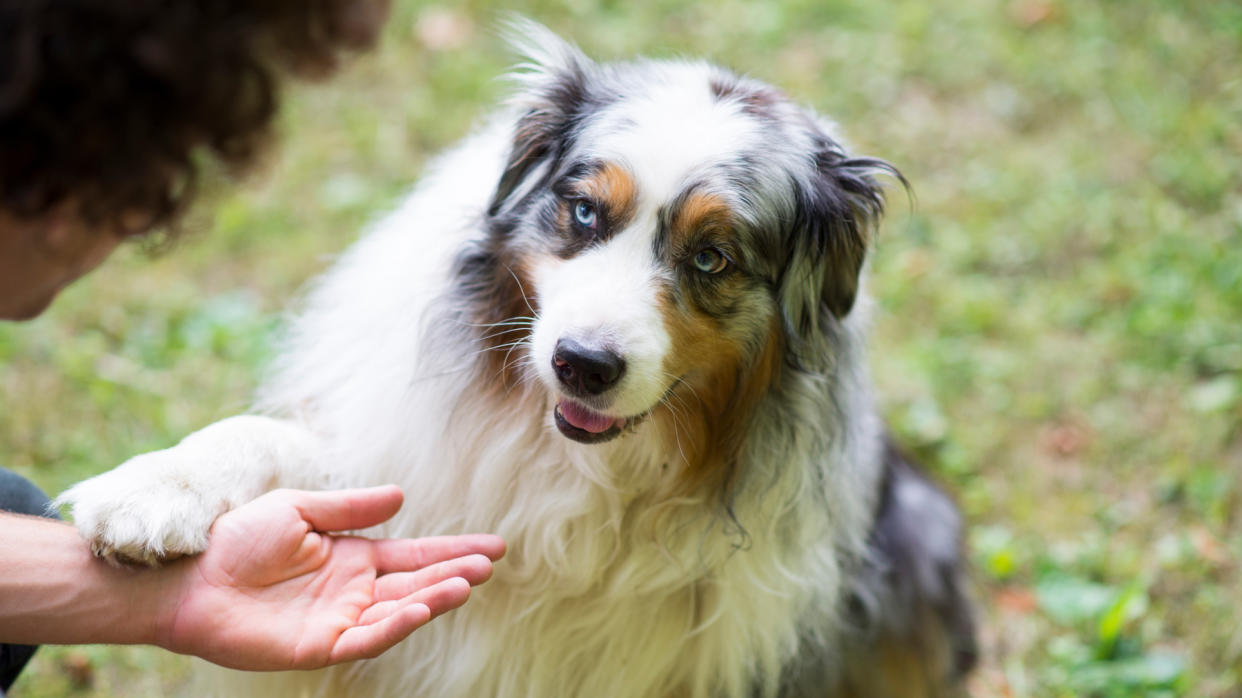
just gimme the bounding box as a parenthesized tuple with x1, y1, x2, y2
(56, 451, 228, 567)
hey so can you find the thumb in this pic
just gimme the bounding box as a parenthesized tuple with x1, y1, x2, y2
(283, 485, 405, 532)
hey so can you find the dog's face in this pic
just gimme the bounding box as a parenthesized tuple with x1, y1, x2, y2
(476, 29, 895, 457)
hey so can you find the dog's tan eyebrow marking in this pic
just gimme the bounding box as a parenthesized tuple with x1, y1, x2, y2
(669, 191, 735, 252)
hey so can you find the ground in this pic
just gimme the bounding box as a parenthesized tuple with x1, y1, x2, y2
(3, 1, 1238, 696)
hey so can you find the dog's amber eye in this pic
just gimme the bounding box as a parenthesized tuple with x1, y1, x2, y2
(691, 247, 729, 274)
(573, 200, 598, 229)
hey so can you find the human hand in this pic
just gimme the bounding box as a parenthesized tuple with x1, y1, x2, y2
(152, 486, 504, 670)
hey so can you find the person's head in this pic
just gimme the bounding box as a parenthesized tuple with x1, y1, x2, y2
(0, 0, 389, 320)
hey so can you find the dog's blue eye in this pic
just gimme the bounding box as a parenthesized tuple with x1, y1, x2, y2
(573, 201, 598, 229)
(692, 248, 729, 274)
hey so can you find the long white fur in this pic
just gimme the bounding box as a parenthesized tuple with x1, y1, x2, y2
(59, 26, 887, 698)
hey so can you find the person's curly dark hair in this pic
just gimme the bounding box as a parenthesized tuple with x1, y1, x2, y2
(0, 0, 389, 237)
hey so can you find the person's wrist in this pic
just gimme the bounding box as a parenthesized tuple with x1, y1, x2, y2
(85, 547, 190, 648)
(134, 557, 193, 652)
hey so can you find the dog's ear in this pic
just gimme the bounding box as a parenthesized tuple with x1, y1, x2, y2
(779, 129, 901, 356)
(488, 20, 595, 217)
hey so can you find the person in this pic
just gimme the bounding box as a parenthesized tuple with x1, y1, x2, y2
(0, 0, 505, 693)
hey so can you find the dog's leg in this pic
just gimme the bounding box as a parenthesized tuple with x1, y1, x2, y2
(54, 415, 322, 566)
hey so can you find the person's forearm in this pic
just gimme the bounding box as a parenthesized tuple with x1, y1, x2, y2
(0, 512, 173, 645)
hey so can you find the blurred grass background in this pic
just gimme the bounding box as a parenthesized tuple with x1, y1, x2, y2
(2, 0, 1239, 696)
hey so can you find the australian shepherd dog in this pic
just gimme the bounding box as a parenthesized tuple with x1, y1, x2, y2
(61, 22, 976, 698)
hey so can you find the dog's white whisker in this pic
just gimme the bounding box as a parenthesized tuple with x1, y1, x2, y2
(456, 316, 538, 328)
(658, 396, 691, 469)
(495, 341, 537, 395)
(477, 326, 532, 342)
(504, 264, 539, 319)
(499, 340, 530, 370)
(464, 340, 527, 362)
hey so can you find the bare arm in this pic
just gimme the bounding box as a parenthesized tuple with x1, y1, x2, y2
(0, 511, 164, 645)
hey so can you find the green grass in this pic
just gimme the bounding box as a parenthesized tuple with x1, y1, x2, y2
(4, 0, 1240, 696)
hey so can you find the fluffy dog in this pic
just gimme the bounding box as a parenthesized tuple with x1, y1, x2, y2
(60, 23, 976, 698)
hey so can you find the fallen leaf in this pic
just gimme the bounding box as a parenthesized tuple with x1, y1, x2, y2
(59, 651, 95, 689)
(1009, 0, 1059, 28)
(995, 585, 1039, 614)
(1189, 525, 1230, 565)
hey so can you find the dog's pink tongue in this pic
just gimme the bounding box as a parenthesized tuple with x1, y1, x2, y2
(559, 400, 621, 433)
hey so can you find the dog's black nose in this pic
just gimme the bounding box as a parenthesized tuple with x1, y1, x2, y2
(553, 339, 625, 396)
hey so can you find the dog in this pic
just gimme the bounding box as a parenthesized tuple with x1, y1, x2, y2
(59, 22, 976, 697)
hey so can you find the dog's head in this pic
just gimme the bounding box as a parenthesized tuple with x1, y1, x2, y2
(474, 23, 899, 459)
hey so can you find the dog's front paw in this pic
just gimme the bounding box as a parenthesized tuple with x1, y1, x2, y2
(56, 452, 229, 566)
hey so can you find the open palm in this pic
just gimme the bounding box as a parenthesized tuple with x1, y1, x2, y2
(155, 486, 503, 670)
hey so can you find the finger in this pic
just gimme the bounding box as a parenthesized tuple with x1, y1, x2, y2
(372, 534, 505, 573)
(329, 601, 431, 664)
(373, 554, 494, 602)
(357, 576, 472, 626)
(283, 485, 405, 532)
(410, 575, 472, 618)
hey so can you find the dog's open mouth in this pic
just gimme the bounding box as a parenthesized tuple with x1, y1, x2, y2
(554, 399, 632, 444)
